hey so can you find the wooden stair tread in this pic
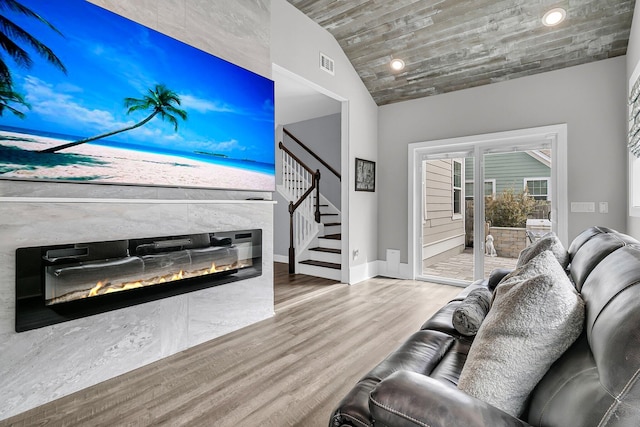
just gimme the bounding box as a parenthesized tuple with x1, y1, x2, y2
(320, 213, 339, 216)
(323, 222, 341, 227)
(300, 260, 341, 269)
(320, 233, 341, 240)
(310, 247, 341, 254)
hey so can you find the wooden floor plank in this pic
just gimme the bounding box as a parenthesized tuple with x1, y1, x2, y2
(274, 262, 341, 309)
(0, 273, 462, 427)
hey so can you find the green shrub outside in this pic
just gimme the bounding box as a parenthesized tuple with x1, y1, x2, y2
(485, 188, 536, 228)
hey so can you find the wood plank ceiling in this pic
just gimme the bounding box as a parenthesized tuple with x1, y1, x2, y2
(286, 0, 636, 105)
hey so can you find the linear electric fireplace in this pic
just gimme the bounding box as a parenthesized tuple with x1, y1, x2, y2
(15, 229, 262, 332)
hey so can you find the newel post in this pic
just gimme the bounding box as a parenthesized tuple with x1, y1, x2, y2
(288, 201, 295, 274)
(314, 169, 321, 223)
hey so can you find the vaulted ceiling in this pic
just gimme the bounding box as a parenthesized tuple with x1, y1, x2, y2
(286, 0, 636, 106)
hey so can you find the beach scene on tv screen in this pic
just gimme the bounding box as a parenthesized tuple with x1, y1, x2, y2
(0, 0, 275, 191)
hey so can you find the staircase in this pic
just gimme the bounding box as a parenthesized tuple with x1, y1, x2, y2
(298, 197, 342, 281)
(278, 129, 342, 281)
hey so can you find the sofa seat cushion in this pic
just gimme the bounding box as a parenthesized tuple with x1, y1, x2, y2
(458, 252, 585, 417)
(420, 301, 462, 335)
(429, 338, 473, 386)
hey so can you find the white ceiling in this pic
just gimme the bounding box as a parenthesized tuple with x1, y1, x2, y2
(273, 67, 341, 125)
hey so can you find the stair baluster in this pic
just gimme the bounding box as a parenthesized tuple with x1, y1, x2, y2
(279, 141, 321, 273)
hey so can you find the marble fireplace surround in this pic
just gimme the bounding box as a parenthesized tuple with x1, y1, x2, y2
(0, 187, 275, 420)
(15, 228, 263, 332)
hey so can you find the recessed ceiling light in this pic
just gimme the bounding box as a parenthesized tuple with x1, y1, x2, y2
(390, 58, 405, 71)
(542, 7, 566, 26)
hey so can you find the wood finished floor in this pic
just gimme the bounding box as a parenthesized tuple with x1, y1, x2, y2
(273, 262, 343, 311)
(1, 268, 461, 427)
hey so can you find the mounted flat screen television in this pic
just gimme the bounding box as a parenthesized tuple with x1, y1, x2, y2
(0, 0, 275, 191)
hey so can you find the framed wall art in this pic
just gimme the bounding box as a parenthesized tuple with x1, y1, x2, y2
(355, 158, 375, 192)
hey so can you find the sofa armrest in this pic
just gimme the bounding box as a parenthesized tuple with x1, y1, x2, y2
(369, 371, 531, 427)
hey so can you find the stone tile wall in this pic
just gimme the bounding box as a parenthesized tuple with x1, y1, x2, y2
(488, 226, 528, 259)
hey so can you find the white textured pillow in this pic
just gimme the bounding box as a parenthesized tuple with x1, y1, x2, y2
(457, 256, 584, 417)
(517, 232, 569, 269)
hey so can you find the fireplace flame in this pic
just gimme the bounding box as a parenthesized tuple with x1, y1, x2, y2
(88, 281, 106, 297)
(83, 261, 240, 300)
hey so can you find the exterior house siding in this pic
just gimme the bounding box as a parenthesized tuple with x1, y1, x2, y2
(423, 159, 465, 268)
(465, 152, 550, 197)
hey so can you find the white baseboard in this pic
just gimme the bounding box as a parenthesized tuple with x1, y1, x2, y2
(273, 254, 288, 264)
(349, 260, 379, 284)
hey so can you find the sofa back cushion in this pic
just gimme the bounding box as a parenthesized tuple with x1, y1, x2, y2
(569, 231, 638, 291)
(527, 243, 640, 426)
(567, 226, 613, 258)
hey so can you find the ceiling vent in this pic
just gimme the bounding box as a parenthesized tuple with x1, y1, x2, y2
(320, 52, 335, 75)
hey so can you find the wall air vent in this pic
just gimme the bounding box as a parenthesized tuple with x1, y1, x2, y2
(320, 52, 335, 75)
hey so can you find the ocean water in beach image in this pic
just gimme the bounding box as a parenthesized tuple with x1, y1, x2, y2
(0, 126, 275, 190)
(0, 0, 275, 190)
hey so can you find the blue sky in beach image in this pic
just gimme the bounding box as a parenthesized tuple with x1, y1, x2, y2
(1, 0, 275, 178)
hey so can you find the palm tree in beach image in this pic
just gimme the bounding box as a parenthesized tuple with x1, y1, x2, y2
(0, 79, 29, 118)
(0, 0, 67, 117)
(40, 83, 188, 153)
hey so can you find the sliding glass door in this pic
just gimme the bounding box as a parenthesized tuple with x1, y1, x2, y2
(415, 126, 564, 286)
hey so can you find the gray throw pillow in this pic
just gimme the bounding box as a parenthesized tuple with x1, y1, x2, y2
(452, 288, 492, 336)
(457, 255, 584, 417)
(497, 250, 561, 297)
(517, 232, 569, 269)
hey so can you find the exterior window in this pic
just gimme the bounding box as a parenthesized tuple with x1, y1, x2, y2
(465, 181, 474, 200)
(453, 160, 462, 215)
(525, 178, 549, 200)
(484, 180, 496, 198)
(465, 179, 495, 199)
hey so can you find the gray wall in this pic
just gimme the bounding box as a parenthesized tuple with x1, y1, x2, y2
(285, 113, 342, 208)
(0, 0, 273, 420)
(272, 0, 379, 282)
(378, 57, 628, 263)
(627, 5, 640, 239)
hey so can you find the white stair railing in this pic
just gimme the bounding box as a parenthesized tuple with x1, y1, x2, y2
(279, 142, 321, 273)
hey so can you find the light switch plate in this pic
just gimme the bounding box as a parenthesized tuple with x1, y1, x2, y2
(571, 202, 595, 213)
(599, 202, 608, 213)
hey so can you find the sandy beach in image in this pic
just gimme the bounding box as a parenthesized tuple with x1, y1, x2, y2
(0, 130, 275, 190)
